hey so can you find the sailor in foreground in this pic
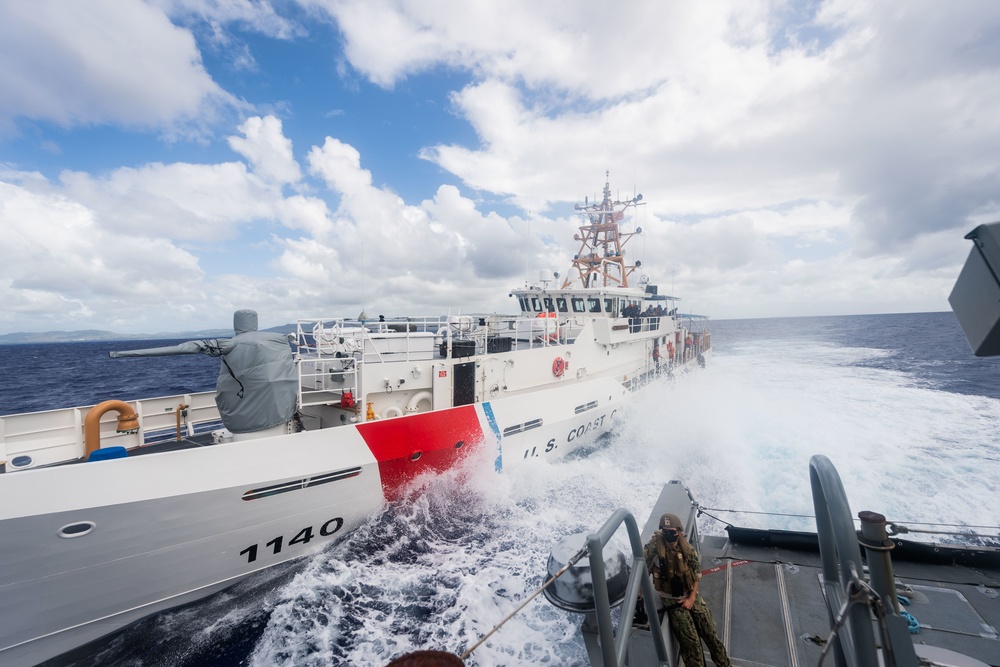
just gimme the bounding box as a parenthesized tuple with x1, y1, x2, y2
(644, 513, 732, 667)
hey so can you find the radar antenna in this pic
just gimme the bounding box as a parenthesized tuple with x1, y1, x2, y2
(562, 171, 645, 289)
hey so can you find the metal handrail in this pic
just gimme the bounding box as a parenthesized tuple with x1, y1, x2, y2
(585, 508, 672, 667)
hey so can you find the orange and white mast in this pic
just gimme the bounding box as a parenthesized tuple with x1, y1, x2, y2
(562, 171, 645, 289)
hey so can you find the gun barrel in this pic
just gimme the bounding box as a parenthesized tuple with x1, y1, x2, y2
(109, 340, 222, 358)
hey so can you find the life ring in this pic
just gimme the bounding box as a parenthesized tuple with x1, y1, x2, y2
(382, 406, 403, 419)
(406, 391, 433, 413)
(552, 356, 565, 377)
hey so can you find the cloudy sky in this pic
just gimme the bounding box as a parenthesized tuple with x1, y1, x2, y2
(1, 0, 998, 334)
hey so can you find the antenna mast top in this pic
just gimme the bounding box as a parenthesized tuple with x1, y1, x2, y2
(563, 172, 644, 289)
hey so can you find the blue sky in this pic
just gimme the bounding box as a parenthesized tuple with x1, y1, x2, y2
(2, 0, 999, 334)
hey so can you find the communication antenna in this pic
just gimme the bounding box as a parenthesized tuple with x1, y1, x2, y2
(563, 171, 644, 289)
(524, 214, 531, 284)
(358, 241, 368, 322)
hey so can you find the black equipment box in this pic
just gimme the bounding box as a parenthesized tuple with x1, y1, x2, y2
(487, 337, 513, 353)
(440, 339, 477, 358)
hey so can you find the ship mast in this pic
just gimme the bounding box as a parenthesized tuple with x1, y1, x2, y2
(561, 172, 644, 289)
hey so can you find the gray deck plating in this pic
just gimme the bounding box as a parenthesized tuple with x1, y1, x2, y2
(642, 483, 1000, 667)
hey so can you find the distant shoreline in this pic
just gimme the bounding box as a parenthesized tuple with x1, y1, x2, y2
(0, 325, 296, 345)
(0, 312, 955, 345)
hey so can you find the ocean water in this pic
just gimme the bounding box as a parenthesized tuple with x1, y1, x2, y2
(0, 339, 220, 416)
(5, 312, 999, 666)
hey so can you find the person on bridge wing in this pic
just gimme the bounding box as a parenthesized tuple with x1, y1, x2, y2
(644, 513, 732, 667)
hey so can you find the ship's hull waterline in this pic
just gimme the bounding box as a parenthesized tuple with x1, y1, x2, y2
(0, 176, 711, 666)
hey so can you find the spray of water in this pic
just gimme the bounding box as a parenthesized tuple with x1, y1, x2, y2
(245, 336, 1000, 666)
(65, 332, 1000, 666)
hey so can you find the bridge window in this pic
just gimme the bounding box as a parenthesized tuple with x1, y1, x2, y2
(531, 297, 542, 312)
(556, 297, 568, 313)
(604, 298, 615, 315)
(572, 297, 586, 313)
(588, 298, 602, 313)
(519, 297, 530, 312)
(543, 297, 555, 312)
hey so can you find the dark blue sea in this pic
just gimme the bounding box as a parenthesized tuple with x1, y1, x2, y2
(3, 312, 998, 666)
(5, 313, 999, 416)
(0, 339, 219, 417)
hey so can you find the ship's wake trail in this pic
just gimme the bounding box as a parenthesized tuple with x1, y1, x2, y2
(249, 339, 1000, 665)
(247, 448, 616, 667)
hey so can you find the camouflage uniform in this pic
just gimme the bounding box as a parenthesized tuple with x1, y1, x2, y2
(644, 518, 731, 667)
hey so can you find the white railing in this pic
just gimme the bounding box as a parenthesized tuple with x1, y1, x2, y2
(1, 392, 221, 471)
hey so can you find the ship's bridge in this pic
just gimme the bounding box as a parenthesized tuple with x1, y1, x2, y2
(510, 285, 679, 320)
(512, 286, 647, 319)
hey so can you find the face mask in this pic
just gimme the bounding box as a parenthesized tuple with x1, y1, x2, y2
(662, 530, 678, 543)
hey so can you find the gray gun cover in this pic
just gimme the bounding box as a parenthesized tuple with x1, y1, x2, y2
(110, 310, 297, 433)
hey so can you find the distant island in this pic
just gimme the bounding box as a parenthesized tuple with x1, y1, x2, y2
(0, 324, 297, 345)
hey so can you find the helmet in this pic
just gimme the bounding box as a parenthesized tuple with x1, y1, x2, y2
(659, 513, 684, 531)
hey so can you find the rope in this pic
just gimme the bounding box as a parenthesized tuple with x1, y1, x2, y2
(698, 504, 1000, 535)
(897, 596, 920, 634)
(816, 577, 915, 666)
(459, 544, 588, 660)
(694, 505, 734, 528)
(887, 522, 1000, 539)
(697, 505, 815, 520)
(201, 339, 246, 399)
(886, 519, 1000, 529)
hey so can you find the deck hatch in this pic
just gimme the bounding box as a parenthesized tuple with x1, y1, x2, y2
(502, 418, 543, 436)
(242, 467, 362, 501)
(906, 584, 999, 638)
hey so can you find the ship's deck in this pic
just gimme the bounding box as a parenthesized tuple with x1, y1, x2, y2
(635, 482, 1000, 667)
(696, 534, 1000, 666)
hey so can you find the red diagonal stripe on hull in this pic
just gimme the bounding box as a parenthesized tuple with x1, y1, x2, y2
(357, 405, 486, 502)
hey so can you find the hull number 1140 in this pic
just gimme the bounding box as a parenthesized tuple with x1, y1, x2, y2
(239, 517, 343, 563)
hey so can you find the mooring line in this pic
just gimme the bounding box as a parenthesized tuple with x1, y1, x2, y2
(459, 545, 588, 660)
